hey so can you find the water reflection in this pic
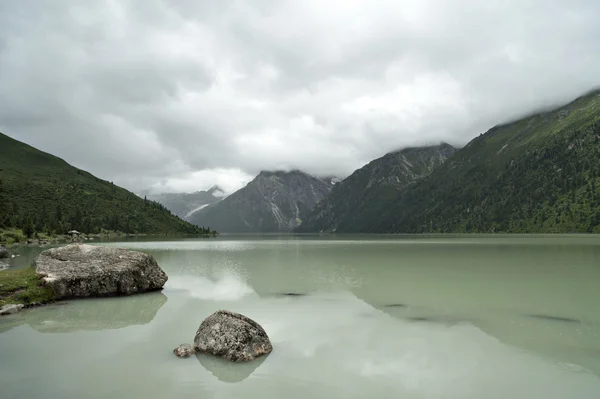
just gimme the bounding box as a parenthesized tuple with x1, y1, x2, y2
(196, 352, 268, 383)
(475, 313, 600, 376)
(0, 291, 167, 333)
(2, 236, 600, 398)
(353, 292, 600, 376)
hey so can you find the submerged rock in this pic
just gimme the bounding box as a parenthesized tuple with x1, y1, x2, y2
(173, 343, 195, 358)
(0, 304, 24, 316)
(277, 292, 306, 297)
(384, 303, 407, 308)
(194, 310, 272, 362)
(529, 314, 581, 324)
(0, 245, 9, 259)
(33, 244, 168, 299)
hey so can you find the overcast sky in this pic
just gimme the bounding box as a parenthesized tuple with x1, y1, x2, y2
(1, 1, 599, 194)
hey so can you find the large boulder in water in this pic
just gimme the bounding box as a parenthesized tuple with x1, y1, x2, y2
(194, 310, 272, 362)
(34, 244, 168, 299)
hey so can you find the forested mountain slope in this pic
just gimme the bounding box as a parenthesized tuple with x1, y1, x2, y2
(0, 132, 209, 236)
(298, 144, 455, 232)
(372, 90, 600, 233)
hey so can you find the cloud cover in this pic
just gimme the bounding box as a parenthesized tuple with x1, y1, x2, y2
(1, 0, 599, 194)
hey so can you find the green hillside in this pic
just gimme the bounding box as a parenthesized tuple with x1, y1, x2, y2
(371, 90, 600, 233)
(0, 132, 212, 238)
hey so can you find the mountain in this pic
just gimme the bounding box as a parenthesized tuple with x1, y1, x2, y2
(0, 132, 210, 237)
(371, 89, 600, 233)
(297, 143, 456, 232)
(143, 185, 224, 220)
(188, 170, 333, 232)
(321, 175, 344, 185)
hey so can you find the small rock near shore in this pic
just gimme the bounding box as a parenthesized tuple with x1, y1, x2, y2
(194, 310, 273, 362)
(0, 304, 24, 316)
(173, 343, 195, 358)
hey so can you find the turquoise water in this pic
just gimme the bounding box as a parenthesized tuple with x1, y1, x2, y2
(1, 235, 599, 398)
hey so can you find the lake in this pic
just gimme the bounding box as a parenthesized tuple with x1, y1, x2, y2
(1, 235, 599, 398)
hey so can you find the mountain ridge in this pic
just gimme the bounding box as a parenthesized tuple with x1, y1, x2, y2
(297, 143, 456, 232)
(369, 89, 600, 233)
(189, 170, 333, 232)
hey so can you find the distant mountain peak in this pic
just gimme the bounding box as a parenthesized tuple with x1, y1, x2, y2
(143, 185, 224, 220)
(207, 185, 224, 194)
(189, 170, 333, 232)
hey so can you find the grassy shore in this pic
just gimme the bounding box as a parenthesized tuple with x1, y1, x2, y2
(0, 267, 56, 307)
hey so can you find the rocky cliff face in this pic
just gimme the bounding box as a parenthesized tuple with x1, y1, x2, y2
(297, 143, 456, 233)
(188, 170, 332, 232)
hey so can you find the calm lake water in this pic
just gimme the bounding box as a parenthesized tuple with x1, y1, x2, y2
(1, 235, 600, 398)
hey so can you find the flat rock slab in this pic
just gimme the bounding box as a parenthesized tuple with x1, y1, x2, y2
(34, 244, 168, 299)
(194, 310, 272, 362)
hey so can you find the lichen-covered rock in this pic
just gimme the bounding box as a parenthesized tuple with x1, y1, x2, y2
(0, 245, 9, 259)
(194, 310, 272, 362)
(33, 244, 167, 299)
(173, 343, 195, 358)
(0, 304, 24, 316)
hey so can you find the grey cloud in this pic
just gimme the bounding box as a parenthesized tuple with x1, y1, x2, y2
(1, 0, 599, 194)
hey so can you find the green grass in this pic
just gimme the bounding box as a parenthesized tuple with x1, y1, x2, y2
(0, 267, 56, 306)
